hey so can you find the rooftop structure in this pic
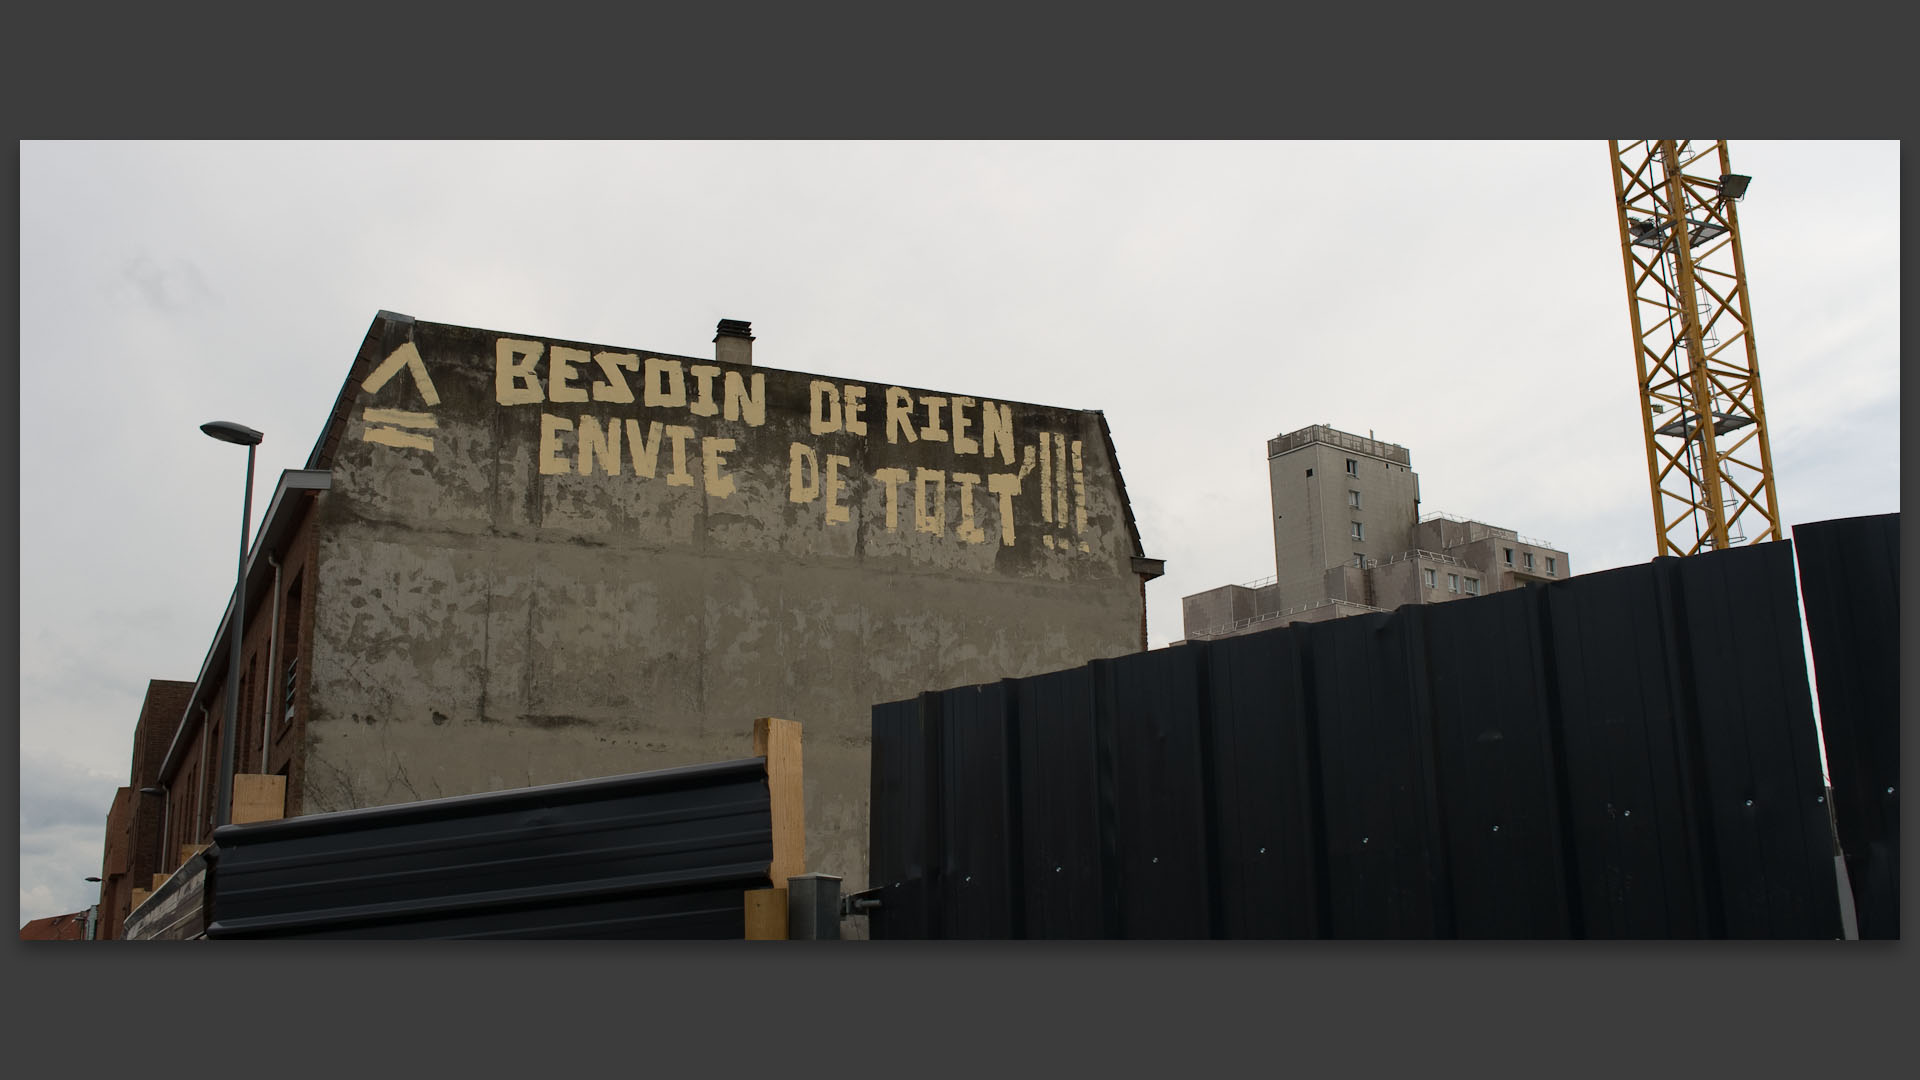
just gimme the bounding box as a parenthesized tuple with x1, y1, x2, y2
(1182, 423, 1570, 641)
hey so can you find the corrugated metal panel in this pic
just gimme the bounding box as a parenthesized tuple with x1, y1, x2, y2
(1205, 627, 1322, 938)
(1107, 648, 1212, 938)
(870, 534, 1853, 939)
(1422, 589, 1571, 939)
(1793, 513, 1899, 939)
(1014, 667, 1105, 938)
(1307, 610, 1446, 938)
(124, 849, 211, 941)
(1544, 558, 1708, 937)
(205, 758, 772, 939)
(1672, 541, 1843, 939)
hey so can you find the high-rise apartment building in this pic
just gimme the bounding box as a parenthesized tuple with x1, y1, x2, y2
(1181, 424, 1571, 641)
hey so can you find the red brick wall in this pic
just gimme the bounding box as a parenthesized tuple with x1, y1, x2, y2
(97, 787, 133, 940)
(130, 680, 193, 789)
(124, 679, 193, 927)
(264, 497, 319, 819)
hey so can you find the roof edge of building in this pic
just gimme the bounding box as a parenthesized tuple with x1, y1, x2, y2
(155, 468, 333, 789)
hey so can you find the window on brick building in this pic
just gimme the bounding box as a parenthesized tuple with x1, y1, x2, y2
(282, 575, 303, 726)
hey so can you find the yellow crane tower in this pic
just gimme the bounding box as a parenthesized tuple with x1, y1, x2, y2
(1608, 140, 1782, 557)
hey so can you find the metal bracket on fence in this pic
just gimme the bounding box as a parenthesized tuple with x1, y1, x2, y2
(840, 885, 884, 919)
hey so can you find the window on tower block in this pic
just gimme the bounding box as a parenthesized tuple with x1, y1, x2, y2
(1465, 577, 1480, 596)
(1547, 557, 1557, 576)
(1424, 568, 1437, 589)
(1504, 547, 1514, 566)
(1524, 552, 1535, 571)
(1345, 458, 1358, 476)
(1353, 553, 1365, 568)
(1348, 489, 1362, 508)
(1448, 573, 1460, 593)
(1351, 521, 1364, 541)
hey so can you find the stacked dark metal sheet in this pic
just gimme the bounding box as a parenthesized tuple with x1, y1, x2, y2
(205, 759, 772, 939)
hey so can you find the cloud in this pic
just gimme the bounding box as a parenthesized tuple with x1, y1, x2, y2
(116, 253, 217, 314)
(19, 885, 65, 927)
(19, 753, 121, 831)
(18, 823, 111, 926)
(17, 754, 121, 925)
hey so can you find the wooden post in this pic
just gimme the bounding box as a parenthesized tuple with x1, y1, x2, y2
(230, 774, 287, 825)
(746, 717, 804, 940)
(744, 888, 788, 940)
(754, 716, 804, 888)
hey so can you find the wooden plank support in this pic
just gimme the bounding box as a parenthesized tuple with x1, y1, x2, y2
(153, 873, 169, 891)
(748, 717, 805, 939)
(745, 887, 789, 940)
(129, 888, 150, 913)
(230, 774, 287, 825)
(754, 716, 805, 888)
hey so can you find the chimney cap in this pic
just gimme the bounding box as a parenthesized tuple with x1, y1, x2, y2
(715, 318, 754, 341)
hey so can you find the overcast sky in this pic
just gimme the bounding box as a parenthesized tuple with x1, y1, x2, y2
(15, 140, 1899, 925)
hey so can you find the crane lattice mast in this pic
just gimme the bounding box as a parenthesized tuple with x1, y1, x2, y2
(1609, 139, 1782, 557)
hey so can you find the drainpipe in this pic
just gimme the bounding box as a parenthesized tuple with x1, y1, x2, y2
(261, 554, 282, 772)
(194, 706, 209, 845)
(161, 787, 174, 873)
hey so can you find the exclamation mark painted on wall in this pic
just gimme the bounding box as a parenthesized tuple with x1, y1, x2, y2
(1054, 434, 1069, 527)
(1071, 438, 1089, 553)
(1034, 432, 1088, 554)
(1039, 434, 1053, 525)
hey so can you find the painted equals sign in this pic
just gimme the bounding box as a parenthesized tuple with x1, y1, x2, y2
(363, 408, 438, 451)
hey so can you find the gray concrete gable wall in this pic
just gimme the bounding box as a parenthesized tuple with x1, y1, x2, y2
(302, 319, 1147, 901)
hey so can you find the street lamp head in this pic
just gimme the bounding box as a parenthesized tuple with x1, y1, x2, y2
(201, 420, 263, 446)
(138, 787, 164, 797)
(85, 876, 102, 883)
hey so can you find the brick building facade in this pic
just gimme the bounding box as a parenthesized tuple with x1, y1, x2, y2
(94, 679, 191, 940)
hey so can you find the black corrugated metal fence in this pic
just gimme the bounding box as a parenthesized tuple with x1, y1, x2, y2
(869, 519, 1895, 939)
